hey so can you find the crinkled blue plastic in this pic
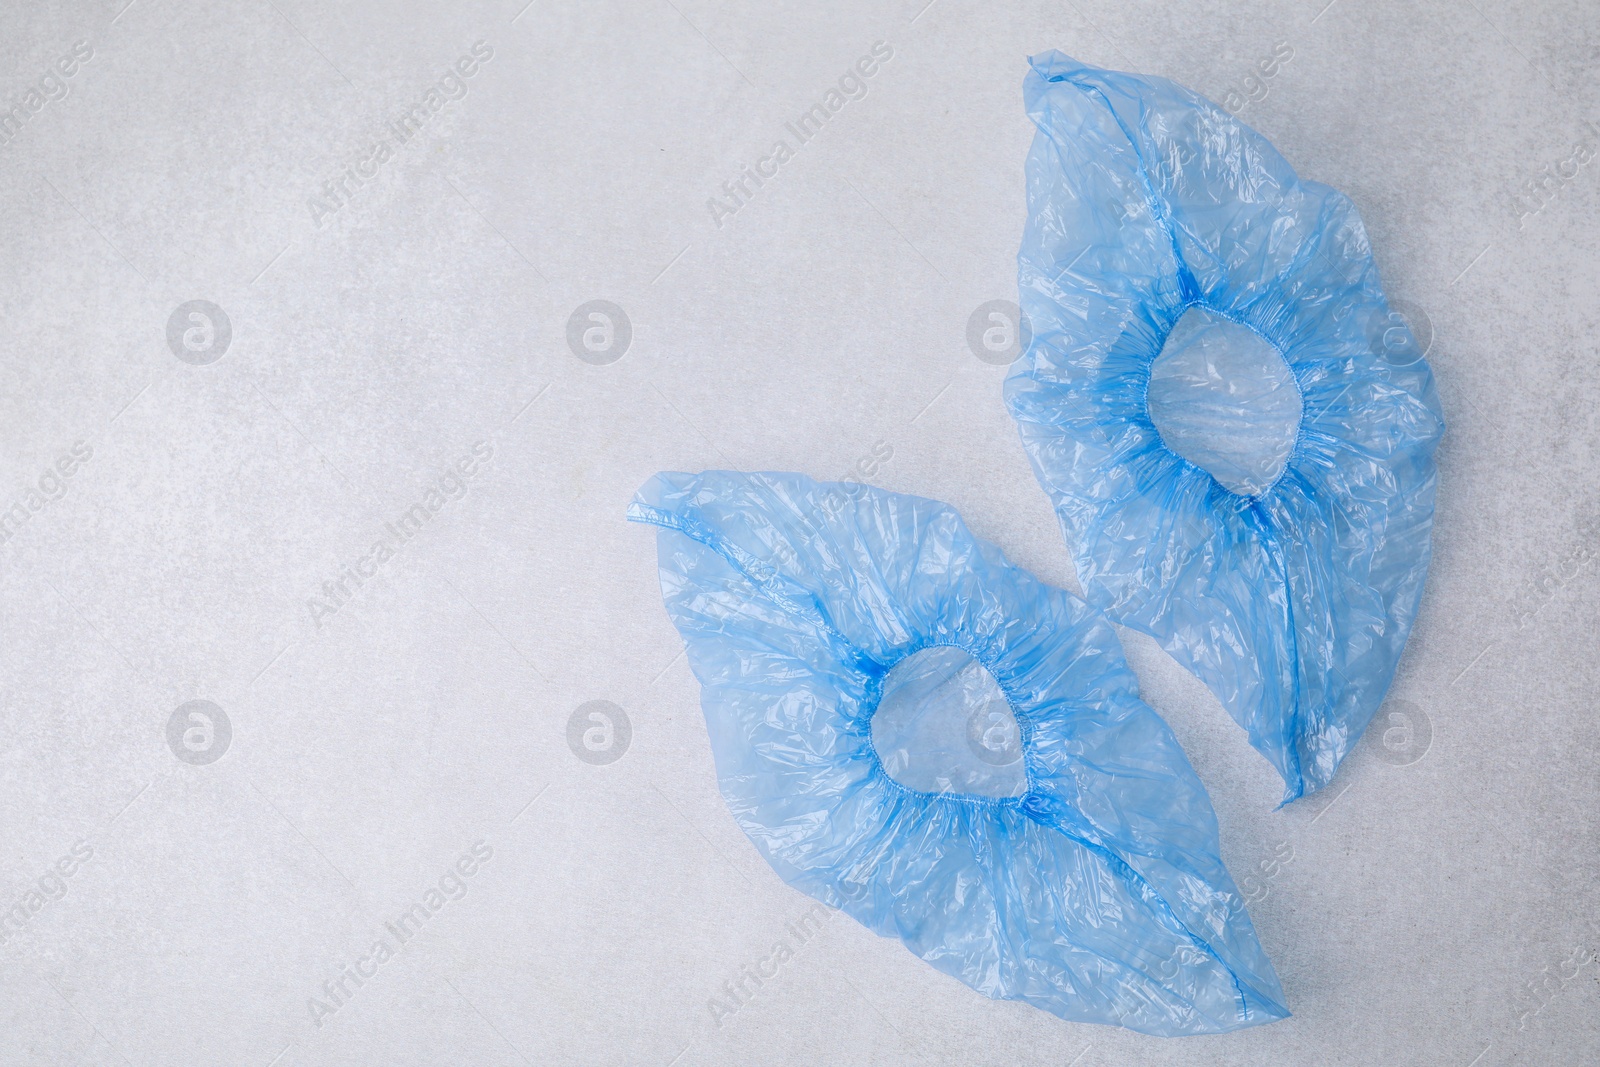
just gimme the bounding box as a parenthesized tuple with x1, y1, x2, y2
(1005, 53, 1445, 804)
(629, 470, 1289, 1035)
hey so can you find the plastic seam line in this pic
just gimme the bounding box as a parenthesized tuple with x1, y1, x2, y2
(1011, 51, 1440, 799)
(1032, 63, 1345, 804)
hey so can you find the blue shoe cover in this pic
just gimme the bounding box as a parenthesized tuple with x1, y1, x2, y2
(628, 470, 1289, 1035)
(1005, 53, 1445, 804)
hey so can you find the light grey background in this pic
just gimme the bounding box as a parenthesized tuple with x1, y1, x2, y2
(2, 0, 1596, 1064)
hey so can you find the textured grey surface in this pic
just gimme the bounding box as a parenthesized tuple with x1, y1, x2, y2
(1, 1, 1597, 1064)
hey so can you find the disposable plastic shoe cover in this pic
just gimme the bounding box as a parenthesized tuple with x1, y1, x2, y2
(628, 470, 1289, 1035)
(1005, 53, 1445, 804)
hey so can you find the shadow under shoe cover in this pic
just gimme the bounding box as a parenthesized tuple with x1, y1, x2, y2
(629, 470, 1289, 1036)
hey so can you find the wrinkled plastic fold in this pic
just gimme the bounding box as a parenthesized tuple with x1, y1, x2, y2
(1006, 53, 1445, 803)
(629, 470, 1289, 1035)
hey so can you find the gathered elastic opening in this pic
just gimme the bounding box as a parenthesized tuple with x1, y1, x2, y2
(1144, 304, 1304, 498)
(866, 645, 1030, 800)
(860, 640, 1038, 807)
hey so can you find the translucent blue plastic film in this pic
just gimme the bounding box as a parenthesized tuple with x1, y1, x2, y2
(1147, 305, 1303, 496)
(1005, 53, 1445, 804)
(870, 645, 1028, 798)
(629, 470, 1289, 1035)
